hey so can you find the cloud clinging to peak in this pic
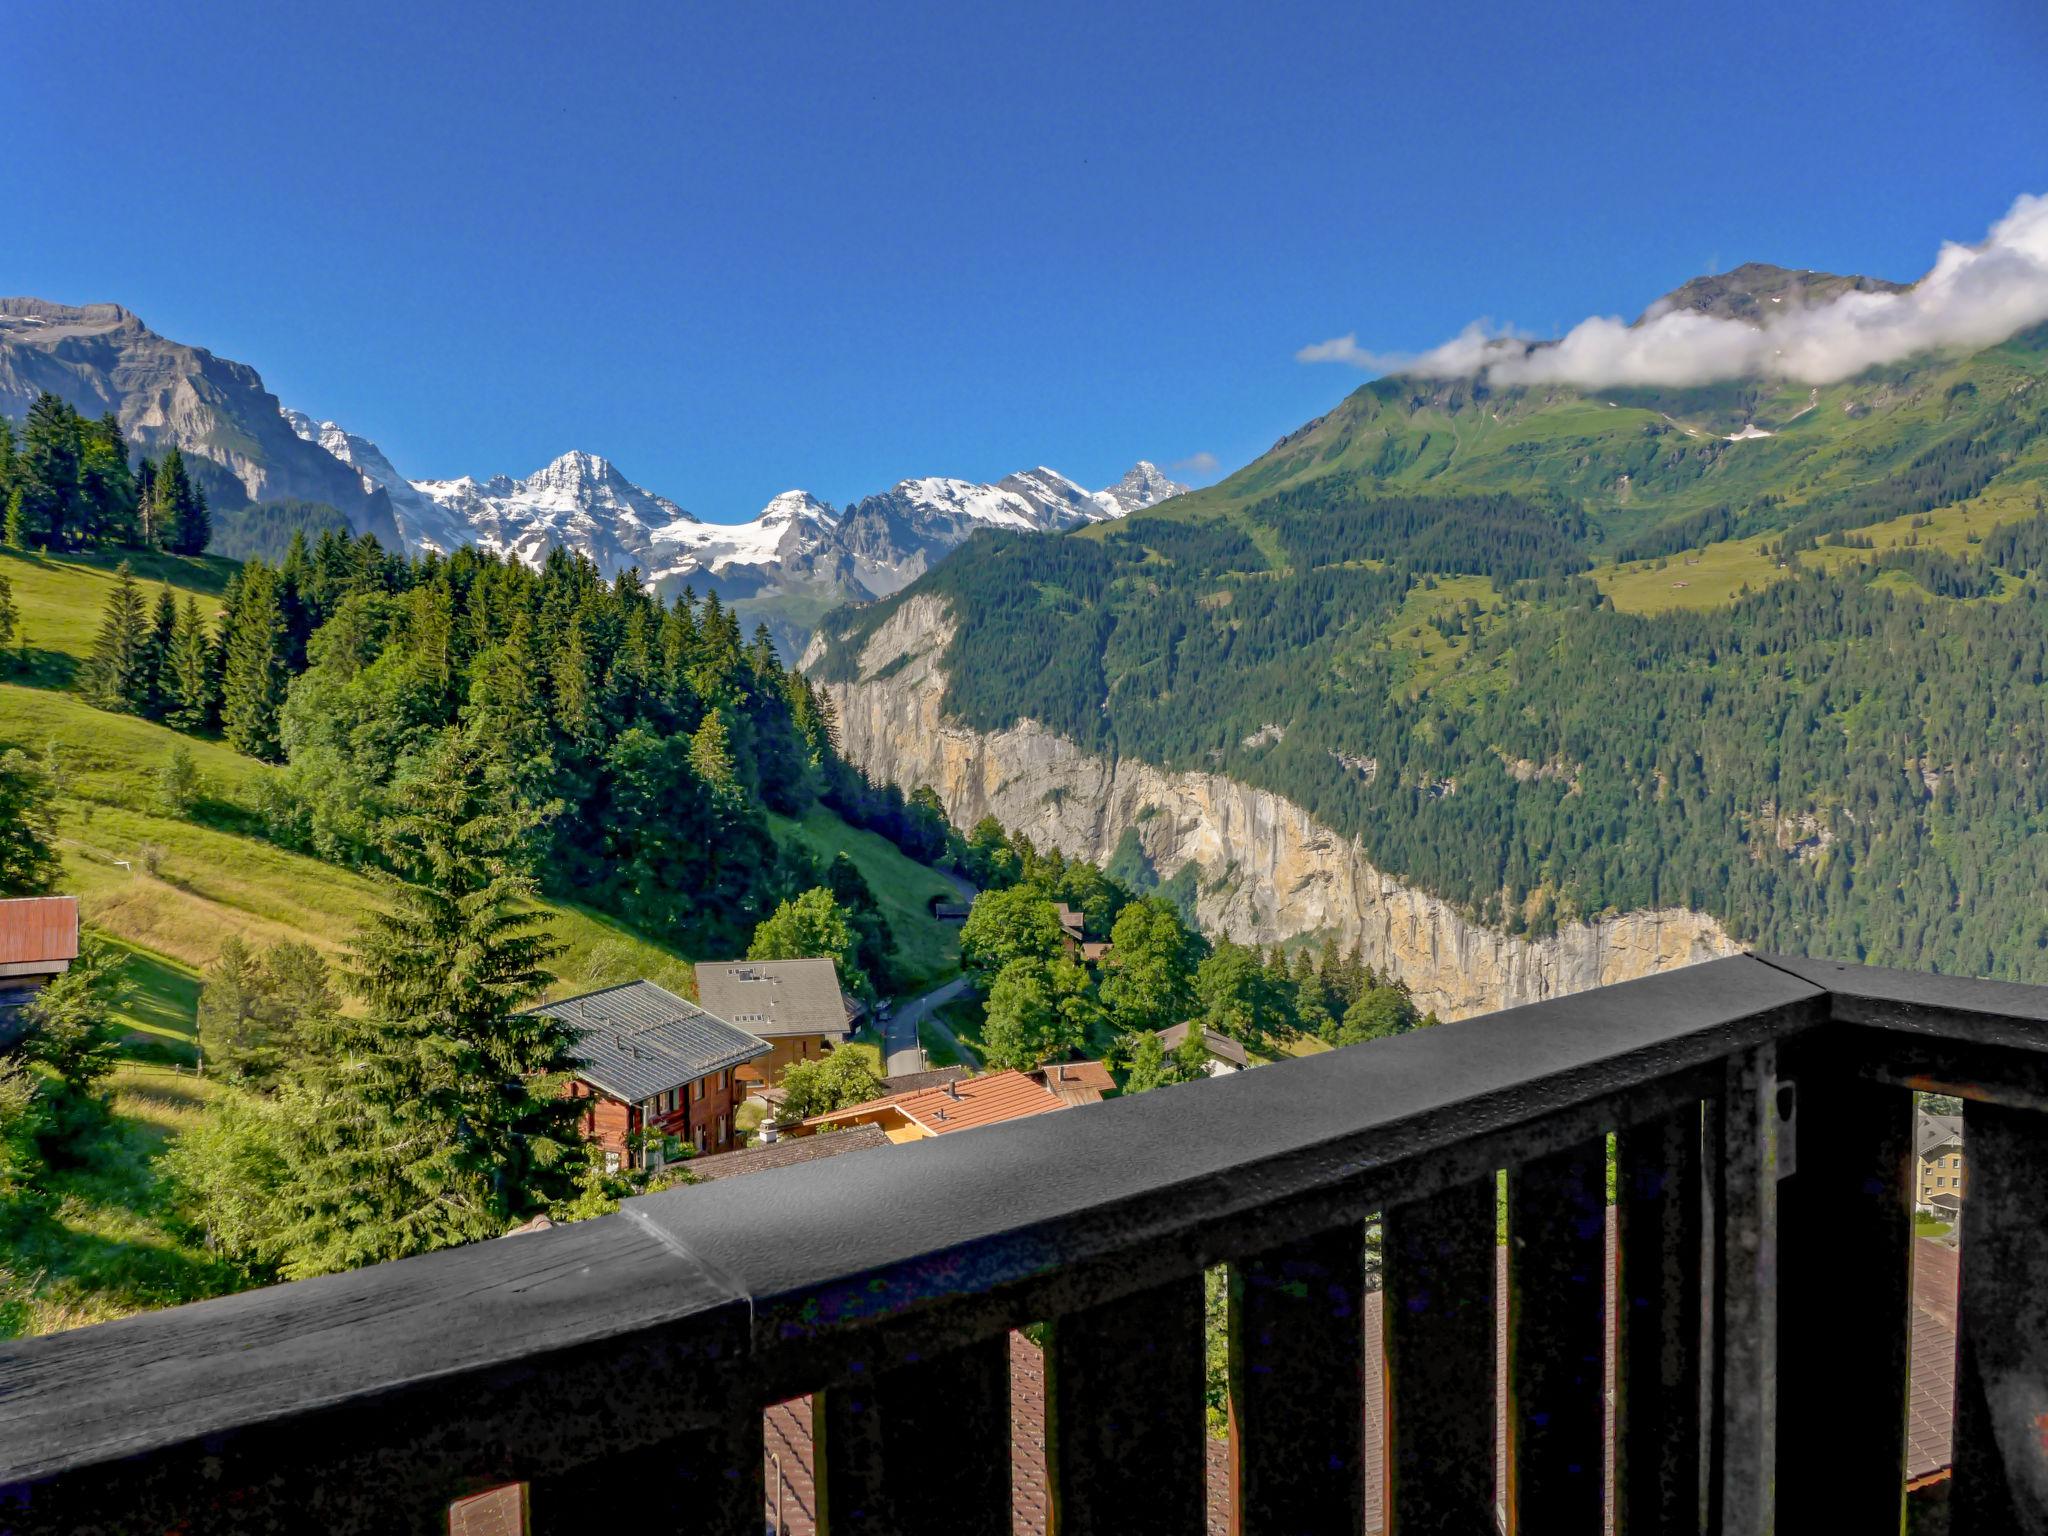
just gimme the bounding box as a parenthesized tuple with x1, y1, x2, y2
(1299, 192, 2048, 391)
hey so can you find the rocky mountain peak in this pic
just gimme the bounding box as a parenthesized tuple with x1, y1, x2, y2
(1638, 263, 1909, 326)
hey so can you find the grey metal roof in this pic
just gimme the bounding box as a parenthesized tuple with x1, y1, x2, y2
(524, 981, 770, 1104)
(694, 958, 857, 1040)
(1917, 1110, 1964, 1159)
(1156, 1021, 1251, 1067)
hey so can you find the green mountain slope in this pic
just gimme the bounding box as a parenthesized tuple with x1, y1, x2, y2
(820, 304, 2048, 982)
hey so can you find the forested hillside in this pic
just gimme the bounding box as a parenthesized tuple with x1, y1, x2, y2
(0, 464, 961, 1330)
(819, 323, 2048, 982)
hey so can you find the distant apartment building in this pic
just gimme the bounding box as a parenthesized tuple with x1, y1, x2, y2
(695, 958, 862, 1089)
(527, 981, 769, 1172)
(1917, 1109, 1966, 1216)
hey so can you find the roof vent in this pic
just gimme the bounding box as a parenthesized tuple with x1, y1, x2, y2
(946, 1081, 962, 1100)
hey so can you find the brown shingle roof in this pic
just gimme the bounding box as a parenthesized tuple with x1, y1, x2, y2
(696, 959, 859, 1040)
(0, 897, 79, 968)
(685, 1123, 892, 1180)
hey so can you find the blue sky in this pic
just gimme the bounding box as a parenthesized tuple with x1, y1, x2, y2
(10, 0, 2046, 520)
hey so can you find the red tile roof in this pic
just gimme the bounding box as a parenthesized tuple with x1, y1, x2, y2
(0, 897, 79, 968)
(800, 1069, 1066, 1137)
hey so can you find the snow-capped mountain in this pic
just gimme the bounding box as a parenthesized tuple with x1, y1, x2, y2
(277, 402, 1186, 650)
(281, 410, 474, 555)
(411, 451, 697, 574)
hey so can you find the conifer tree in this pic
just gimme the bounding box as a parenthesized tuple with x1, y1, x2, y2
(221, 564, 290, 759)
(2, 488, 24, 551)
(165, 595, 219, 731)
(143, 586, 179, 717)
(0, 749, 60, 896)
(18, 393, 79, 549)
(81, 561, 153, 711)
(0, 569, 16, 654)
(689, 705, 738, 788)
(278, 728, 583, 1275)
(161, 448, 211, 555)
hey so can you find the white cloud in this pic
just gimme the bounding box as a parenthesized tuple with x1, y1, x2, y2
(1171, 450, 1221, 477)
(1303, 192, 2048, 391)
(1295, 333, 1415, 371)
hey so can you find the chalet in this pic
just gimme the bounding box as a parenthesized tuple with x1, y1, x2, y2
(1029, 1058, 1116, 1106)
(695, 958, 862, 1089)
(1055, 904, 1086, 958)
(789, 1069, 1067, 1143)
(1917, 1109, 1966, 1217)
(0, 896, 80, 1042)
(527, 981, 770, 1173)
(1155, 1021, 1251, 1075)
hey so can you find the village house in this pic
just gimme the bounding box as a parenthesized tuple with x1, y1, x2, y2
(788, 1068, 1068, 1143)
(1028, 1058, 1116, 1107)
(695, 958, 863, 1091)
(1917, 1109, 1966, 1217)
(1054, 904, 1086, 959)
(527, 981, 769, 1172)
(0, 896, 79, 1041)
(1155, 1021, 1251, 1076)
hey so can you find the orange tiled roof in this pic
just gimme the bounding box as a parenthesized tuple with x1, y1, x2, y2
(802, 1069, 1066, 1136)
(0, 897, 79, 968)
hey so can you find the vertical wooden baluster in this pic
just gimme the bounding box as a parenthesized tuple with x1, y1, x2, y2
(1044, 1274, 1208, 1536)
(1506, 1137, 1609, 1533)
(1952, 1100, 2048, 1535)
(1708, 1044, 1779, 1536)
(813, 1333, 1010, 1536)
(1383, 1174, 1498, 1535)
(1775, 1061, 1913, 1532)
(1614, 1103, 1704, 1535)
(1228, 1225, 1369, 1536)
(526, 1407, 765, 1534)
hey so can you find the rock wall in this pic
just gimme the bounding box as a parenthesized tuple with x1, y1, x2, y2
(808, 595, 1738, 1020)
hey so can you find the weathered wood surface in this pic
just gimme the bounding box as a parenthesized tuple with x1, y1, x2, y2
(1045, 1275, 1208, 1536)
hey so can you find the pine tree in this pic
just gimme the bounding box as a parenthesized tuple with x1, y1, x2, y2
(142, 586, 179, 718)
(81, 561, 153, 712)
(221, 564, 289, 759)
(1, 488, 23, 551)
(0, 749, 60, 896)
(163, 448, 211, 556)
(166, 595, 219, 731)
(19, 393, 79, 549)
(690, 705, 738, 788)
(0, 568, 16, 653)
(278, 727, 582, 1274)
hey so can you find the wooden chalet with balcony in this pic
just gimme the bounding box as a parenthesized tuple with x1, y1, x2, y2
(529, 981, 769, 1171)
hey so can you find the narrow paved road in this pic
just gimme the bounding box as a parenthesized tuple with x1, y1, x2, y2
(882, 974, 976, 1076)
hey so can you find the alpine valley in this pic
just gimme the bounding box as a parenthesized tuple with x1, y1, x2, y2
(0, 297, 1185, 655)
(810, 261, 2048, 1012)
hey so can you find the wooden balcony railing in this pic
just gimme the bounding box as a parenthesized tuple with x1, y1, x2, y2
(4, 954, 2047, 1534)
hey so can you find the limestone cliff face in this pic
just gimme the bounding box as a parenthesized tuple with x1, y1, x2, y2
(808, 594, 1739, 1020)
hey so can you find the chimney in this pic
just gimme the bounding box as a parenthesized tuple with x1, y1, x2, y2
(946, 1080, 962, 1100)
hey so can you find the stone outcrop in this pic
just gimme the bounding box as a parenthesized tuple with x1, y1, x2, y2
(808, 595, 1737, 1020)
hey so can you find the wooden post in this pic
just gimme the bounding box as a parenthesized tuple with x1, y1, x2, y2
(1952, 1100, 2048, 1534)
(1775, 1058, 1912, 1532)
(1614, 1103, 1704, 1534)
(1044, 1274, 1208, 1536)
(1708, 1044, 1779, 1536)
(527, 1408, 764, 1534)
(813, 1334, 1010, 1536)
(1383, 1175, 1498, 1535)
(1506, 1138, 1608, 1532)
(1228, 1224, 1369, 1536)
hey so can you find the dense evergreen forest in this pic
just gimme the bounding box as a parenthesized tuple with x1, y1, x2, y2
(822, 482, 2048, 981)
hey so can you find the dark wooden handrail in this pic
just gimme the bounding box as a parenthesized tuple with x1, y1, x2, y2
(3, 952, 2045, 1534)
